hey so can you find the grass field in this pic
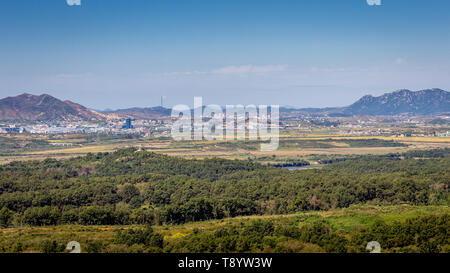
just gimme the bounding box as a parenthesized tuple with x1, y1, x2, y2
(1, 205, 448, 253)
(1, 133, 449, 164)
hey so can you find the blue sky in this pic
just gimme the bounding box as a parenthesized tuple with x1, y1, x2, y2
(0, 0, 449, 109)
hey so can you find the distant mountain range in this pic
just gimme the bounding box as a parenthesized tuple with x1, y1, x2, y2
(101, 106, 171, 120)
(282, 88, 449, 117)
(0, 89, 448, 121)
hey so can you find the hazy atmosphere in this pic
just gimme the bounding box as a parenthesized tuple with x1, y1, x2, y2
(1, 0, 449, 109)
(0, 0, 449, 260)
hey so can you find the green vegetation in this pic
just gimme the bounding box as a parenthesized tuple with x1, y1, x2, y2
(279, 138, 407, 149)
(169, 138, 407, 152)
(399, 148, 450, 159)
(0, 136, 51, 155)
(0, 148, 448, 227)
(0, 206, 448, 253)
(313, 148, 450, 164)
(0, 147, 448, 253)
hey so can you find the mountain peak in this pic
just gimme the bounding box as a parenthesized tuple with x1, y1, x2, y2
(17, 92, 34, 98)
(392, 89, 411, 93)
(0, 93, 106, 121)
(344, 88, 449, 116)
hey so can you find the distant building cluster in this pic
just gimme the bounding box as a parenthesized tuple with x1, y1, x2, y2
(0, 119, 171, 137)
(122, 119, 133, 129)
(0, 115, 448, 140)
(0, 126, 26, 134)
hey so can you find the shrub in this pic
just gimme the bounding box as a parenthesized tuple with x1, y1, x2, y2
(41, 240, 65, 253)
(115, 226, 163, 248)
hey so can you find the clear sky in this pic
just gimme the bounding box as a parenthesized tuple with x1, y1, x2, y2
(1, 0, 449, 109)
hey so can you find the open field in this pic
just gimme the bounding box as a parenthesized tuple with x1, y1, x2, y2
(1, 133, 449, 164)
(1, 205, 448, 253)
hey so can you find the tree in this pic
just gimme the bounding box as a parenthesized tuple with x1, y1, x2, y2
(115, 226, 163, 248)
(0, 207, 14, 228)
(118, 183, 140, 203)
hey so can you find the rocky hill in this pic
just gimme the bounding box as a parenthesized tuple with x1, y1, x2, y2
(341, 88, 449, 116)
(0, 93, 108, 121)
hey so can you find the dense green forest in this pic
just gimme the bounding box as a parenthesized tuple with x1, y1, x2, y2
(0, 148, 448, 228)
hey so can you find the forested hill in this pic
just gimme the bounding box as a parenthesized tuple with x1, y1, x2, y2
(1, 148, 266, 181)
(0, 148, 448, 228)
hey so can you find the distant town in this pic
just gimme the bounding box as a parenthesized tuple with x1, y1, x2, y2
(0, 118, 171, 137)
(1, 115, 449, 138)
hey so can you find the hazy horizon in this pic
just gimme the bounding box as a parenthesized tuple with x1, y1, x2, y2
(1, 0, 449, 109)
(4, 87, 447, 112)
